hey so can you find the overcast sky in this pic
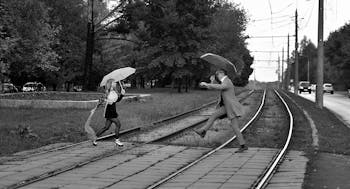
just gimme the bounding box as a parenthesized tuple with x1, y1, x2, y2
(231, 0, 350, 82)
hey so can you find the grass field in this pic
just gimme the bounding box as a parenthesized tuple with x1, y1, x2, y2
(0, 92, 102, 101)
(0, 88, 227, 156)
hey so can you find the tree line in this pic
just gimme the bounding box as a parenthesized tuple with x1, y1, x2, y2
(1, 0, 253, 92)
(288, 22, 350, 90)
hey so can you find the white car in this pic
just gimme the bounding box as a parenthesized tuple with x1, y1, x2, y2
(22, 82, 46, 92)
(323, 83, 334, 94)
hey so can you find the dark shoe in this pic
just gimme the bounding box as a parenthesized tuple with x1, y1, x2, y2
(235, 145, 248, 153)
(194, 129, 206, 138)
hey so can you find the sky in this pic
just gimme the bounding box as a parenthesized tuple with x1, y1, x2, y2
(231, 0, 350, 82)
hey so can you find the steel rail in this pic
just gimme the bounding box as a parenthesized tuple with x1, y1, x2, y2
(146, 90, 266, 189)
(7, 90, 257, 189)
(3, 90, 251, 163)
(252, 89, 294, 189)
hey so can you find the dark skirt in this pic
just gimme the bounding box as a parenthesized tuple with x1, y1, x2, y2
(105, 102, 118, 118)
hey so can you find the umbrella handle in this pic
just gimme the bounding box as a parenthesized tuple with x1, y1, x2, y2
(118, 81, 125, 95)
(118, 81, 124, 89)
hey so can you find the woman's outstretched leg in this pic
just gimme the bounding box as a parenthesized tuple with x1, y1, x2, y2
(96, 119, 112, 137)
(111, 118, 123, 146)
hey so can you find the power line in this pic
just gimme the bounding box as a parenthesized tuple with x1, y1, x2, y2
(301, 0, 316, 29)
(252, 15, 293, 22)
(272, 21, 294, 29)
(251, 51, 281, 53)
(248, 35, 295, 39)
(254, 60, 279, 62)
(272, 3, 294, 14)
(268, 0, 274, 45)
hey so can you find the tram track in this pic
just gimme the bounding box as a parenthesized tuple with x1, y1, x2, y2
(4, 90, 256, 189)
(145, 89, 294, 189)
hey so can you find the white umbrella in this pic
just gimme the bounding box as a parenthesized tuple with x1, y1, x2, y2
(100, 67, 136, 87)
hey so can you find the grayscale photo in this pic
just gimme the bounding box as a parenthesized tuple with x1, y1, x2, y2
(0, 0, 349, 188)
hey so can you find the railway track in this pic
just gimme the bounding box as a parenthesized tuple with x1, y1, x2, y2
(144, 89, 293, 189)
(2, 90, 251, 164)
(4, 90, 256, 189)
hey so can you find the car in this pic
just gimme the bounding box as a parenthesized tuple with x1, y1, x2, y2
(1, 83, 18, 93)
(22, 82, 46, 92)
(310, 84, 316, 91)
(323, 83, 334, 94)
(299, 81, 311, 94)
(122, 81, 131, 88)
(73, 85, 82, 92)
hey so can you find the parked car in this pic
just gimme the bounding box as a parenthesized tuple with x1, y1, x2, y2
(310, 84, 316, 92)
(22, 82, 46, 92)
(122, 81, 131, 88)
(323, 83, 334, 94)
(73, 85, 82, 92)
(299, 81, 311, 94)
(1, 83, 18, 93)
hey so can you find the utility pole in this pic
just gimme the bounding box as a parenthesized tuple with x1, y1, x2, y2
(278, 55, 281, 86)
(83, 0, 95, 91)
(316, 0, 324, 108)
(307, 58, 310, 82)
(294, 9, 299, 94)
(282, 47, 284, 89)
(286, 34, 291, 90)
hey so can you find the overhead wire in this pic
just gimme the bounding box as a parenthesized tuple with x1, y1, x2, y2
(272, 3, 294, 14)
(268, 0, 274, 46)
(300, 0, 316, 30)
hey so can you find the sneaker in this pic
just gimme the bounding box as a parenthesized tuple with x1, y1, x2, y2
(235, 145, 248, 153)
(115, 138, 124, 146)
(92, 140, 97, 146)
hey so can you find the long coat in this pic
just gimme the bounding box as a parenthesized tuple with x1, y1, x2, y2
(207, 77, 244, 119)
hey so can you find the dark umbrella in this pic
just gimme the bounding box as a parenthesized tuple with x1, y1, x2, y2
(200, 53, 242, 80)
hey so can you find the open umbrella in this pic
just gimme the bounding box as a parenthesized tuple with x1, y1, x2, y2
(200, 53, 242, 80)
(100, 67, 136, 87)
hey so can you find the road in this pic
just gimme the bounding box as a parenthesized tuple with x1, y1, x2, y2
(299, 92, 350, 128)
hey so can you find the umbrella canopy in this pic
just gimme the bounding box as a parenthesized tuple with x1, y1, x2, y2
(200, 53, 241, 79)
(100, 67, 136, 87)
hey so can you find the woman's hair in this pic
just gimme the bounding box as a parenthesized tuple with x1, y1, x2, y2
(105, 79, 121, 93)
(105, 79, 114, 93)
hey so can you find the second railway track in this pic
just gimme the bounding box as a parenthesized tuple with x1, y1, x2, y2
(3, 90, 256, 189)
(2, 89, 299, 189)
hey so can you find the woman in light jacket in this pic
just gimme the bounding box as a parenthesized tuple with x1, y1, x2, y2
(94, 79, 125, 146)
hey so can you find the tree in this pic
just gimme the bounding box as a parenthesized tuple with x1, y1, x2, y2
(325, 23, 350, 89)
(0, 1, 19, 82)
(297, 37, 317, 83)
(207, 2, 253, 86)
(107, 0, 253, 92)
(1, 0, 59, 85)
(41, 0, 88, 90)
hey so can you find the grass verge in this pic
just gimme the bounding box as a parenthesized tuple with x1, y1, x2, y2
(282, 91, 350, 189)
(0, 88, 226, 156)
